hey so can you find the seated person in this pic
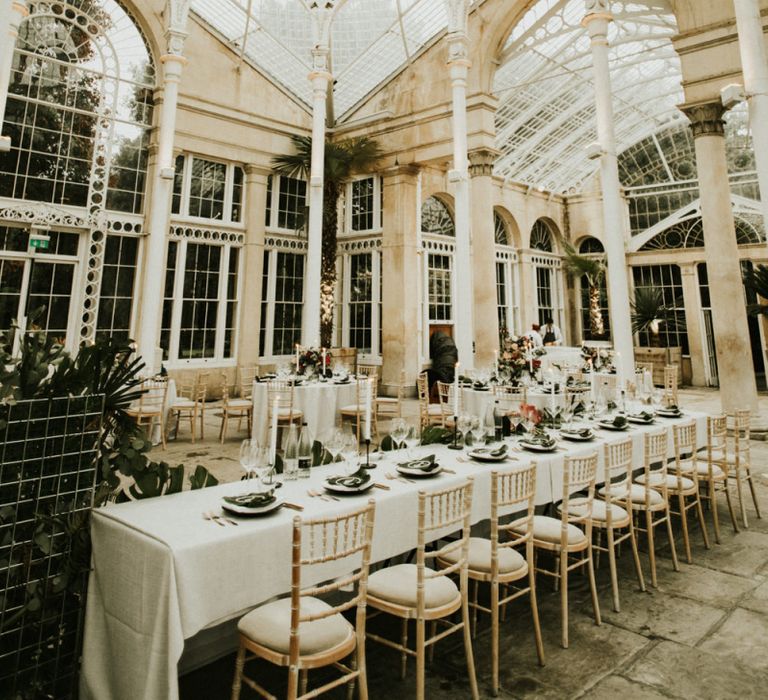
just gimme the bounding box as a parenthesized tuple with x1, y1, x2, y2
(525, 324, 543, 348)
(541, 316, 563, 346)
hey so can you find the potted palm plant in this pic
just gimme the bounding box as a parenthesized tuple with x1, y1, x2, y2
(561, 241, 606, 339)
(631, 287, 684, 384)
(272, 135, 382, 348)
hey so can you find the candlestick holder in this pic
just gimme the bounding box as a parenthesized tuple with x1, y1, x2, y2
(361, 438, 375, 469)
(448, 416, 463, 449)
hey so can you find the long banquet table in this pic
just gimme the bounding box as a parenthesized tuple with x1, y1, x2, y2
(80, 411, 707, 700)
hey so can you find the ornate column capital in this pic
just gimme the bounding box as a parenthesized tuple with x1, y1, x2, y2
(680, 101, 728, 138)
(244, 163, 272, 182)
(468, 148, 500, 177)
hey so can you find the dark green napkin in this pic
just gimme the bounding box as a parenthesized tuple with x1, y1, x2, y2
(223, 492, 276, 508)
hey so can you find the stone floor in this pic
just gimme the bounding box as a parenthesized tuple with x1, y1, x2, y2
(168, 388, 768, 698)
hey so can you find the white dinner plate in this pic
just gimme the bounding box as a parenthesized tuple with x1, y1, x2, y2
(467, 448, 509, 462)
(397, 461, 443, 477)
(519, 440, 558, 452)
(628, 414, 654, 424)
(656, 409, 683, 418)
(221, 496, 284, 516)
(597, 420, 629, 431)
(323, 477, 376, 493)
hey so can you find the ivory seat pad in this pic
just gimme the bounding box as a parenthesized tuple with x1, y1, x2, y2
(368, 564, 459, 609)
(226, 399, 252, 410)
(599, 483, 664, 506)
(684, 461, 726, 479)
(439, 537, 526, 575)
(635, 473, 695, 491)
(511, 515, 587, 546)
(340, 404, 365, 413)
(238, 596, 353, 655)
(171, 399, 195, 409)
(560, 498, 629, 524)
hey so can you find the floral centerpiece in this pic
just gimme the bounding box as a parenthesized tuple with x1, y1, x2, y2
(498, 334, 541, 383)
(581, 343, 614, 372)
(297, 347, 330, 377)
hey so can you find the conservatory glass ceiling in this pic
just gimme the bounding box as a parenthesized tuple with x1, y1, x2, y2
(189, 0, 686, 194)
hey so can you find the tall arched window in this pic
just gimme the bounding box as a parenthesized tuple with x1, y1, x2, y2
(0, 1, 155, 349)
(577, 237, 609, 341)
(494, 210, 520, 335)
(530, 220, 554, 252)
(529, 219, 564, 329)
(421, 196, 455, 347)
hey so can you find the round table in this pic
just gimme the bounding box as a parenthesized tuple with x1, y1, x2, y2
(251, 379, 358, 442)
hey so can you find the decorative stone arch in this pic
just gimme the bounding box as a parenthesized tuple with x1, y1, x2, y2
(493, 206, 521, 248)
(576, 235, 605, 254)
(421, 193, 456, 237)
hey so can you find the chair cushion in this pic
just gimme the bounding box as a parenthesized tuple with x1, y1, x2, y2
(368, 563, 459, 609)
(227, 399, 252, 410)
(635, 473, 695, 492)
(339, 404, 364, 413)
(439, 537, 526, 575)
(684, 461, 726, 479)
(276, 407, 300, 417)
(561, 498, 629, 524)
(427, 405, 442, 415)
(171, 399, 196, 409)
(511, 515, 587, 546)
(238, 596, 352, 656)
(599, 483, 664, 507)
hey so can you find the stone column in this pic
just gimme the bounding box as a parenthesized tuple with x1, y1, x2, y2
(469, 148, 500, 366)
(0, 0, 27, 152)
(518, 249, 538, 335)
(303, 47, 331, 348)
(583, 3, 636, 386)
(137, 29, 187, 372)
(734, 0, 768, 238)
(381, 165, 421, 396)
(446, 7, 474, 367)
(679, 262, 707, 386)
(237, 165, 270, 367)
(681, 101, 758, 413)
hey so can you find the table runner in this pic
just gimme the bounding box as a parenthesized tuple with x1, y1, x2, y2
(81, 411, 706, 700)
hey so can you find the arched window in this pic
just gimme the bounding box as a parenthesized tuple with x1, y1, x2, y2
(530, 220, 554, 251)
(421, 196, 454, 236)
(0, 1, 155, 213)
(494, 211, 509, 245)
(579, 237, 604, 254)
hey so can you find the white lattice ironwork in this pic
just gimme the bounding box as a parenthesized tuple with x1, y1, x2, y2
(422, 237, 455, 254)
(265, 234, 308, 252)
(338, 237, 381, 254)
(494, 0, 684, 193)
(170, 223, 244, 245)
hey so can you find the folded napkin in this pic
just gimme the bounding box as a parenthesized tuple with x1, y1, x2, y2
(608, 415, 629, 428)
(631, 411, 654, 421)
(326, 471, 371, 488)
(521, 433, 556, 448)
(473, 382, 489, 390)
(473, 445, 508, 457)
(223, 492, 276, 508)
(562, 427, 593, 438)
(398, 455, 439, 472)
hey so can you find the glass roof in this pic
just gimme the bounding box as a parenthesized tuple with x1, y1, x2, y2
(190, 0, 452, 118)
(189, 0, 686, 194)
(493, 0, 685, 193)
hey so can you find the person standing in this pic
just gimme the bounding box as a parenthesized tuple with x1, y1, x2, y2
(526, 323, 543, 348)
(541, 316, 562, 346)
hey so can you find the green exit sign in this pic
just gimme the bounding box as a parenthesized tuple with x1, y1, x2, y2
(29, 235, 50, 250)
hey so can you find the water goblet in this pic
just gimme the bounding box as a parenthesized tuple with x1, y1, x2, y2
(403, 424, 421, 459)
(324, 427, 345, 464)
(251, 446, 272, 491)
(239, 439, 258, 480)
(457, 413, 472, 447)
(389, 417, 408, 451)
(340, 432, 360, 475)
(470, 416, 485, 446)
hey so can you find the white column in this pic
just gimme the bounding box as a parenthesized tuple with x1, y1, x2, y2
(582, 3, 635, 387)
(0, 0, 27, 152)
(303, 47, 331, 348)
(137, 31, 187, 371)
(733, 0, 768, 235)
(446, 9, 474, 367)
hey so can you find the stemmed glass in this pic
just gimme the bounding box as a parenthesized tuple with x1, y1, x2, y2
(403, 424, 421, 460)
(508, 411, 522, 439)
(324, 428, 345, 464)
(389, 417, 409, 451)
(251, 446, 272, 491)
(239, 439, 258, 480)
(340, 432, 360, 475)
(457, 414, 472, 448)
(470, 416, 485, 447)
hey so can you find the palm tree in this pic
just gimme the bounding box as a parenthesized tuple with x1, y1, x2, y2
(631, 287, 684, 347)
(742, 263, 768, 315)
(561, 241, 606, 338)
(272, 135, 382, 347)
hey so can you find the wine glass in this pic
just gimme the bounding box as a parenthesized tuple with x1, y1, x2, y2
(389, 417, 408, 451)
(324, 428, 345, 464)
(239, 439, 258, 480)
(340, 431, 360, 475)
(251, 446, 272, 491)
(508, 411, 522, 438)
(457, 413, 472, 447)
(470, 416, 485, 446)
(403, 424, 421, 459)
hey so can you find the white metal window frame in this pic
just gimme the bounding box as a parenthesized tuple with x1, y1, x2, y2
(339, 249, 382, 364)
(1, 226, 85, 357)
(96, 232, 143, 341)
(495, 248, 521, 337)
(342, 175, 383, 236)
(266, 175, 308, 235)
(164, 238, 243, 368)
(531, 252, 565, 335)
(421, 236, 456, 360)
(173, 154, 246, 228)
(259, 245, 308, 361)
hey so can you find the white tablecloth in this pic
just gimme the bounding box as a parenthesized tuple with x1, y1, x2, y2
(251, 380, 358, 443)
(538, 346, 585, 371)
(462, 386, 565, 418)
(80, 411, 706, 700)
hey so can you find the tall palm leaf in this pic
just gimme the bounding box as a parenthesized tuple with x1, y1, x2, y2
(631, 287, 685, 347)
(560, 241, 606, 337)
(272, 135, 382, 347)
(742, 263, 768, 315)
